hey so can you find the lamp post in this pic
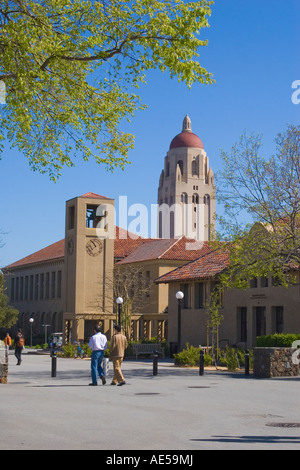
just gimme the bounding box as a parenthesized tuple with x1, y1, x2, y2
(29, 318, 34, 348)
(116, 297, 123, 326)
(176, 291, 184, 353)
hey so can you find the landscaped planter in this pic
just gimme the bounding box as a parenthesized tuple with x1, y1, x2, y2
(253, 347, 300, 378)
(0, 342, 8, 384)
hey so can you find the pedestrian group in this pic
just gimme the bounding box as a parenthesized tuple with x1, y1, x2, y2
(4, 324, 128, 386)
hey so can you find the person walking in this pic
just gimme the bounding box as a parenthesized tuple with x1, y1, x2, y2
(14, 329, 25, 366)
(4, 333, 11, 353)
(110, 324, 128, 386)
(88, 325, 108, 386)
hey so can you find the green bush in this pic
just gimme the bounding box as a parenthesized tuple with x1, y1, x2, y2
(174, 344, 212, 367)
(256, 333, 300, 347)
(223, 346, 240, 371)
(62, 343, 76, 357)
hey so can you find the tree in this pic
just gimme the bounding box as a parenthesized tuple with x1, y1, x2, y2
(114, 264, 150, 339)
(0, 0, 214, 181)
(206, 284, 223, 364)
(215, 125, 300, 288)
(0, 272, 19, 328)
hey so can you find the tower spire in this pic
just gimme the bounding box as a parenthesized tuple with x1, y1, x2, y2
(182, 114, 192, 132)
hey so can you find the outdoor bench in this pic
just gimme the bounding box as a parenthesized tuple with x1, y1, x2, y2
(132, 343, 165, 359)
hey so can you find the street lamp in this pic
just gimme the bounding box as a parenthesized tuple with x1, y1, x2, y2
(29, 318, 34, 348)
(116, 297, 123, 326)
(176, 291, 184, 353)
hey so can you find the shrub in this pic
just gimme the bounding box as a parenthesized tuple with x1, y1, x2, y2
(62, 343, 76, 357)
(174, 344, 212, 367)
(256, 333, 300, 347)
(223, 346, 240, 371)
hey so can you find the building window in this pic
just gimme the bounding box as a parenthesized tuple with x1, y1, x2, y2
(57, 271, 62, 299)
(15, 277, 19, 301)
(146, 271, 150, 298)
(272, 275, 283, 287)
(177, 160, 183, 175)
(275, 306, 284, 333)
(250, 278, 257, 288)
(192, 159, 198, 175)
(256, 306, 266, 337)
(68, 206, 75, 230)
(181, 193, 188, 204)
(181, 283, 191, 309)
(20, 277, 24, 301)
(29, 275, 34, 300)
(166, 161, 170, 177)
(195, 282, 205, 309)
(25, 276, 28, 301)
(11, 278, 15, 302)
(45, 273, 50, 299)
(35, 274, 39, 300)
(261, 276, 269, 287)
(40, 274, 44, 300)
(51, 272, 56, 298)
(86, 204, 105, 228)
(240, 307, 247, 342)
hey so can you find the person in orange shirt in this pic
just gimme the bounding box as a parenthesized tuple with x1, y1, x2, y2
(4, 333, 11, 352)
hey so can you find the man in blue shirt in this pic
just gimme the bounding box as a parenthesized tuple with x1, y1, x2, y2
(88, 326, 108, 386)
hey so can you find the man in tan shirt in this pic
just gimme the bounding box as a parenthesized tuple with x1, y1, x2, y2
(110, 324, 128, 386)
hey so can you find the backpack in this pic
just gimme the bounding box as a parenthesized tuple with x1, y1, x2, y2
(17, 336, 25, 348)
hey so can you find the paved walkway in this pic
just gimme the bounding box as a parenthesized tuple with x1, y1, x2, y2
(1, 353, 300, 450)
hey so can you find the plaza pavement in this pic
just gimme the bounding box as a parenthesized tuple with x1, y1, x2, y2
(1, 352, 300, 451)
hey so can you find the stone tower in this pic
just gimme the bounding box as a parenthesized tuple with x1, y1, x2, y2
(157, 115, 215, 241)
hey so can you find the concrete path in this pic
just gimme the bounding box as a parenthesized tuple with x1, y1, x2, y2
(1, 354, 300, 450)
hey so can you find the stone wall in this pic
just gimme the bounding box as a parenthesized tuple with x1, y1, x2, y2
(0, 341, 8, 384)
(253, 347, 300, 378)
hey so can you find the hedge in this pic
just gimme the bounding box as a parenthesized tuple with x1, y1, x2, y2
(256, 333, 300, 348)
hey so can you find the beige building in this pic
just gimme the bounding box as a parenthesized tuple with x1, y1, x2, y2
(156, 248, 300, 349)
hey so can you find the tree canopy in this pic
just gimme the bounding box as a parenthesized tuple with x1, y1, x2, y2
(0, 0, 214, 180)
(215, 124, 300, 288)
(0, 272, 19, 328)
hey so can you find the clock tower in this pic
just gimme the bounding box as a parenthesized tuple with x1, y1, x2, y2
(64, 192, 115, 342)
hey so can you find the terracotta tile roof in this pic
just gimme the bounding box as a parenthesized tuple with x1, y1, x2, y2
(3, 227, 152, 270)
(155, 248, 230, 283)
(4, 239, 65, 270)
(114, 227, 153, 260)
(116, 237, 213, 265)
(3, 228, 226, 273)
(80, 192, 112, 199)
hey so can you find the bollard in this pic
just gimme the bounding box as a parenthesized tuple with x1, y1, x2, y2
(51, 349, 57, 378)
(153, 350, 158, 376)
(245, 349, 249, 376)
(199, 349, 204, 376)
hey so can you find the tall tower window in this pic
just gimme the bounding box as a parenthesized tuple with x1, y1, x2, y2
(181, 193, 188, 204)
(68, 206, 75, 230)
(192, 158, 198, 176)
(177, 160, 183, 174)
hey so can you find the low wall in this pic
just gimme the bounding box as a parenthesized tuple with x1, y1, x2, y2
(0, 342, 8, 384)
(253, 347, 300, 378)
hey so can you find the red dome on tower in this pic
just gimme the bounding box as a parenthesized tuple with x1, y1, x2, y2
(169, 115, 204, 150)
(170, 131, 204, 150)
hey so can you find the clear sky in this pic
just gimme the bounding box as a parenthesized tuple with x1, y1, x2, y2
(0, 0, 299, 268)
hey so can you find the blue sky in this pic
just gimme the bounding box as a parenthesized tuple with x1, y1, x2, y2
(0, 0, 299, 268)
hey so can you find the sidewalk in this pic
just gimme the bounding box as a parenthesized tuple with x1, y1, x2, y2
(1, 354, 300, 450)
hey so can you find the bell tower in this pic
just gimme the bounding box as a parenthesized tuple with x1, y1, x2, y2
(64, 192, 115, 342)
(158, 115, 215, 241)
